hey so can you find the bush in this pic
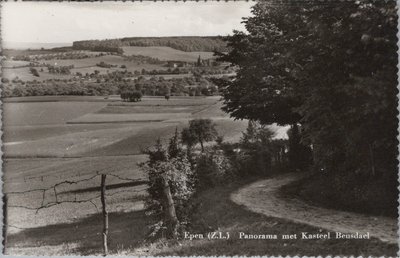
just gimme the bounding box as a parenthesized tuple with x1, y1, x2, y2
(30, 67, 40, 77)
(140, 138, 195, 239)
(195, 149, 236, 190)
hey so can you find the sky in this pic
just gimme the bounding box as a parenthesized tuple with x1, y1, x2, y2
(1, 1, 254, 46)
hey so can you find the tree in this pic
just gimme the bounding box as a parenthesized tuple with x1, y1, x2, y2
(218, 0, 397, 178)
(182, 119, 218, 152)
(141, 137, 194, 239)
(120, 90, 142, 102)
(168, 128, 181, 158)
(196, 55, 202, 67)
(239, 120, 276, 174)
(30, 67, 40, 77)
(287, 124, 312, 171)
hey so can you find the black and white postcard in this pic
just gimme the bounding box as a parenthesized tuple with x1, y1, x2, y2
(1, 0, 398, 256)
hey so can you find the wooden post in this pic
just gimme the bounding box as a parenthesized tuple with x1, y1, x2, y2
(100, 175, 108, 256)
(3, 194, 8, 254)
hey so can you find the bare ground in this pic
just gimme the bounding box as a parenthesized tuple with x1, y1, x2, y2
(230, 173, 398, 244)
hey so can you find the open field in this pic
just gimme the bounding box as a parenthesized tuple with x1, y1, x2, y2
(2, 60, 31, 68)
(2, 96, 250, 241)
(41, 55, 166, 71)
(122, 46, 215, 62)
(3, 66, 74, 81)
(4, 101, 107, 126)
(3, 95, 289, 255)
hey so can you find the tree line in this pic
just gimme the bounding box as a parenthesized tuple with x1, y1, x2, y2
(72, 36, 228, 53)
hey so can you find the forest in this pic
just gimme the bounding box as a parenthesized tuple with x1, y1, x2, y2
(72, 36, 228, 53)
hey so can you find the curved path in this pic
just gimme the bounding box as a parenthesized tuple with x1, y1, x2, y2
(231, 173, 398, 244)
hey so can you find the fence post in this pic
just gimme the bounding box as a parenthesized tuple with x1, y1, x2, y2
(3, 194, 8, 254)
(100, 175, 108, 256)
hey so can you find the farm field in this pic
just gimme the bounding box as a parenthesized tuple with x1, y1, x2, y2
(2, 60, 31, 68)
(2, 96, 252, 240)
(41, 55, 166, 71)
(3, 95, 287, 254)
(122, 46, 215, 62)
(2, 66, 74, 81)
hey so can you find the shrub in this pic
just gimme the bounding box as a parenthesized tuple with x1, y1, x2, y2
(30, 67, 40, 77)
(140, 138, 195, 239)
(195, 149, 235, 190)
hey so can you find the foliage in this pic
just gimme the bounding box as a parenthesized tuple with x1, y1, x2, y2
(287, 124, 313, 171)
(29, 67, 40, 77)
(140, 138, 195, 238)
(195, 149, 236, 190)
(218, 0, 398, 187)
(236, 121, 278, 175)
(120, 90, 142, 102)
(48, 65, 73, 75)
(96, 61, 116, 68)
(181, 119, 219, 152)
(73, 36, 227, 52)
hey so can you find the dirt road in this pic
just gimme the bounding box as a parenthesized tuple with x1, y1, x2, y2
(231, 173, 398, 244)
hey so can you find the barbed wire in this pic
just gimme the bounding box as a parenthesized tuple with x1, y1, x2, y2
(5, 169, 149, 214)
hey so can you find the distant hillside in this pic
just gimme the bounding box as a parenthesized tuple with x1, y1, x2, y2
(3, 41, 72, 50)
(72, 36, 227, 53)
(122, 46, 215, 62)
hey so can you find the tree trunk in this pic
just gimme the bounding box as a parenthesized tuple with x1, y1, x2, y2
(161, 175, 179, 239)
(200, 140, 204, 152)
(369, 143, 376, 177)
(100, 175, 108, 256)
(3, 194, 8, 254)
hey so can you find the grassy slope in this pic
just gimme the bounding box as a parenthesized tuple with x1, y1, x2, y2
(147, 179, 398, 257)
(280, 172, 398, 218)
(7, 177, 396, 256)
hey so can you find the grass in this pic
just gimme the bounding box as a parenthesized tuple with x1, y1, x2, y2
(96, 104, 206, 114)
(136, 179, 397, 257)
(2, 60, 31, 68)
(42, 54, 167, 73)
(4, 124, 150, 157)
(3, 66, 73, 81)
(4, 155, 148, 193)
(109, 96, 218, 107)
(4, 124, 138, 143)
(4, 95, 252, 256)
(280, 171, 399, 218)
(3, 101, 107, 126)
(7, 175, 397, 256)
(67, 113, 192, 124)
(6, 210, 153, 256)
(122, 46, 215, 62)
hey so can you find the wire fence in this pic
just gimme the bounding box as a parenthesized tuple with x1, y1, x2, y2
(3, 170, 149, 255)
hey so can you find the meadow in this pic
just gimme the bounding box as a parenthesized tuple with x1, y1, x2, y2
(3, 95, 252, 254)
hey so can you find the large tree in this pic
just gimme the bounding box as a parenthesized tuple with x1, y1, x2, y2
(218, 0, 397, 178)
